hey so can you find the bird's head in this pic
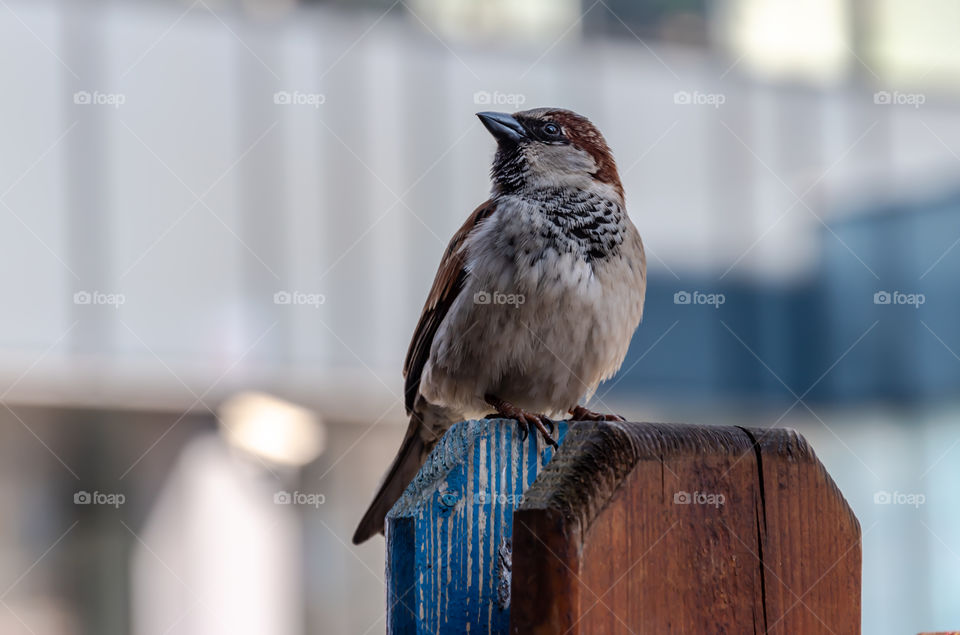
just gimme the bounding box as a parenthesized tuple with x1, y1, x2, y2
(477, 108, 623, 201)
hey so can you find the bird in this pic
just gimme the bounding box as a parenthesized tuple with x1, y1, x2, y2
(352, 108, 646, 544)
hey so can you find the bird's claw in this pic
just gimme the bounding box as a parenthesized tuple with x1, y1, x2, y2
(542, 416, 556, 434)
(515, 412, 557, 448)
(485, 394, 559, 449)
(515, 418, 529, 442)
(569, 405, 626, 422)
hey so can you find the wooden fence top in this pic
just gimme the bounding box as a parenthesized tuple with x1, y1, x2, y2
(513, 420, 862, 634)
(518, 420, 859, 536)
(386, 419, 863, 634)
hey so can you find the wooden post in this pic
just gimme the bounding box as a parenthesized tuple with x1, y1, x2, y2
(385, 420, 862, 634)
(512, 421, 861, 634)
(385, 418, 569, 634)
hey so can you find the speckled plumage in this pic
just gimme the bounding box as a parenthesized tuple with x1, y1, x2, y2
(420, 187, 645, 420)
(353, 108, 646, 544)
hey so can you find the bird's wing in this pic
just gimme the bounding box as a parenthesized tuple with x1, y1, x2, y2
(403, 200, 496, 414)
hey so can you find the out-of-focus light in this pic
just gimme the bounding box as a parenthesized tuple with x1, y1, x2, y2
(218, 392, 325, 467)
(133, 435, 302, 635)
(722, 0, 850, 83)
(407, 0, 581, 43)
(871, 0, 960, 87)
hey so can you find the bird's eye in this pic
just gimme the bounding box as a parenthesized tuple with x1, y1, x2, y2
(543, 123, 561, 136)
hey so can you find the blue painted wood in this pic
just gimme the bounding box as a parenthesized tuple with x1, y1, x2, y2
(385, 418, 569, 635)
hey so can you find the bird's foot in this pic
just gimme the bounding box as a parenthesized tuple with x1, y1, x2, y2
(484, 394, 558, 449)
(569, 405, 626, 422)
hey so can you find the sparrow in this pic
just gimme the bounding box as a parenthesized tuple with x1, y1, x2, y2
(352, 108, 646, 544)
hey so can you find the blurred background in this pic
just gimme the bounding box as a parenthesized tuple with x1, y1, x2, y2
(0, 0, 958, 632)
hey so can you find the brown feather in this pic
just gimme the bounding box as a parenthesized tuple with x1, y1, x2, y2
(547, 110, 624, 199)
(351, 412, 428, 544)
(402, 200, 496, 414)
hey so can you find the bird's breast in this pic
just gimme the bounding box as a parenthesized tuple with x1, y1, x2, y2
(419, 191, 645, 415)
(469, 190, 630, 293)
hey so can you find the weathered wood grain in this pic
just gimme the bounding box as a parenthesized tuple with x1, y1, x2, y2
(385, 418, 569, 635)
(511, 421, 861, 634)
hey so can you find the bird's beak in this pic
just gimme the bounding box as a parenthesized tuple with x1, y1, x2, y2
(477, 111, 526, 143)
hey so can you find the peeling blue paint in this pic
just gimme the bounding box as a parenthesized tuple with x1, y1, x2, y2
(386, 418, 568, 634)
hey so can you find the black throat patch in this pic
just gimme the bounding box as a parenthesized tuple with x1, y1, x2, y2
(523, 186, 625, 264)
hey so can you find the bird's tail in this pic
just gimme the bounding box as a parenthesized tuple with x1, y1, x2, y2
(352, 413, 431, 544)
